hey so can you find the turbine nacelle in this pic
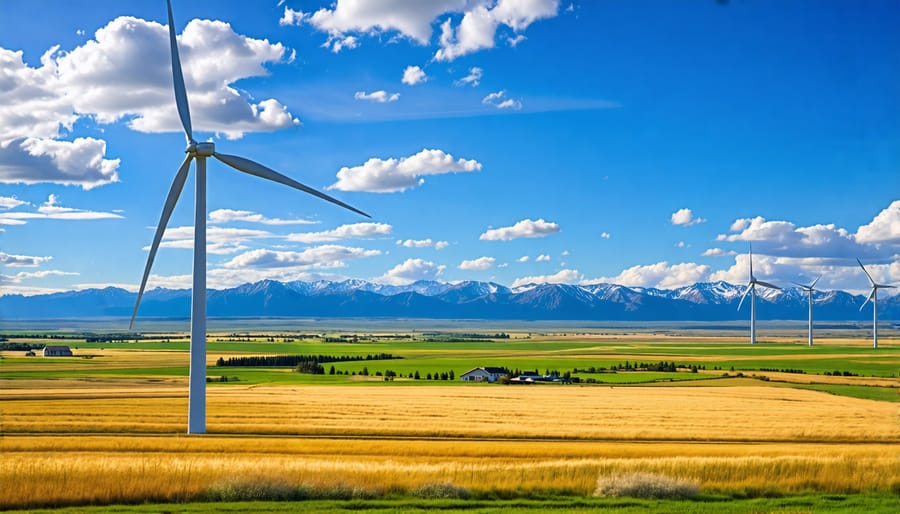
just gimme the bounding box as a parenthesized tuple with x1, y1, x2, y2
(187, 142, 215, 157)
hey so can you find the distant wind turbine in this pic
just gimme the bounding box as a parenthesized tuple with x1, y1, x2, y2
(791, 276, 821, 346)
(737, 245, 781, 344)
(857, 259, 895, 349)
(129, 0, 370, 434)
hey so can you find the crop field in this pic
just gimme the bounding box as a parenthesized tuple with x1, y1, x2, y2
(1, 327, 899, 511)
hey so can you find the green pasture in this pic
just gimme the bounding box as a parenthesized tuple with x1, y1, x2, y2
(18, 494, 900, 514)
(3, 334, 898, 399)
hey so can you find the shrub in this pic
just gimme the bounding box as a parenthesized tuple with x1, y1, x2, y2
(410, 482, 471, 499)
(594, 472, 699, 499)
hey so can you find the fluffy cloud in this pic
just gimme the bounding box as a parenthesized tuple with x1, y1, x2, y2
(0, 15, 298, 189)
(600, 232, 610, 239)
(671, 208, 706, 226)
(454, 66, 483, 86)
(0, 251, 52, 267)
(479, 218, 559, 241)
(374, 258, 446, 285)
(583, 262, 712, 290)
(716, 209, 897, 259)
(402, 65, 427, 85)
(152, 225, 272, 255)
(208, 209, 317, 226)
(0, 195, 123, 225)
(282, 0, 559, 61)
(459, 256, 495, 270)
(482, 90, 522, 110)
(354, 90, 400, 103)
(396, 238, 449, 249)
(518, 255, 529, 262)
(0, 269, 79, 284)
(536, 254, 550, 262)
(0, 137, 120, 189)
(702, 248, 737, 257)
(287, 222, 392, 243)
(224, 245, 380, 269)
(855, 200, 900, 244)
(511, 268, 581, 288)
(435, 0, 559, 61)
(0, 196, 28, 209)
(328, 148, 481, 193)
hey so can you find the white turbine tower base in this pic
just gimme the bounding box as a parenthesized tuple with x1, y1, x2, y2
(737, 245, 780, 345)
(858, 259, 896, 349)
(130, 1, 369, 435)
(792, 276, 821, 347)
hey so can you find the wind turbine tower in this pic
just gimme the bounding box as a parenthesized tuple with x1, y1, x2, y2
(857, 259, 895, 349)
(792, 276, 821, 346)
(737, 246, 781, 344)
(129, 0, 370, 434)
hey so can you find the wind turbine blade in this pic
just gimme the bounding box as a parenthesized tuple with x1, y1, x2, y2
(756, 280, 781, 290)
(790, 281, 807, 290)
(748, 245, 754, 281)
(130, 156, 193, 329)
(810, 275, 821, 289)
(737, 283, 752, 311)
(214, 152, 370, 218)
(859, 288, 875, 311)
(857, 258, 875, 286)
(166, 0, 193, 142)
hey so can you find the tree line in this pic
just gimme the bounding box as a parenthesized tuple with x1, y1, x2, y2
(216, 353, 400, 367)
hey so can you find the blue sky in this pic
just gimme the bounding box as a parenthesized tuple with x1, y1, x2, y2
(1, 0, 898, 297)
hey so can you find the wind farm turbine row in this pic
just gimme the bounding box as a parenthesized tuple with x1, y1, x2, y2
(737, 247, 895, 349)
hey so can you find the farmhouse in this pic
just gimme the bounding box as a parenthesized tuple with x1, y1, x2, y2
(460, 367, 507, 383)
(42, 345, 73, 357)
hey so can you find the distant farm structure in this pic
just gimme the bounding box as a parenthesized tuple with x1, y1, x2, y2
(460, 367, 508, 383)
(42, 345, 73, 357)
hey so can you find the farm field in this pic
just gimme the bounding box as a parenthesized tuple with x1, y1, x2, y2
(1, 327, 899, 511)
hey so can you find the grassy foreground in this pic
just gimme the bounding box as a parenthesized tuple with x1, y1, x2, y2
(17, 495, 900, 514)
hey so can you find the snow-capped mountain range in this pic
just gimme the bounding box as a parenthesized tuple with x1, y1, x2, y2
(1, 279, 896, 322)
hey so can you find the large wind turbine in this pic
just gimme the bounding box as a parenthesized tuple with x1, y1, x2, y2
(130, 0, 370, 434)
(791, 276, 821, 346)
(737, 245, 781, 344)
(857, 259, 895, 349)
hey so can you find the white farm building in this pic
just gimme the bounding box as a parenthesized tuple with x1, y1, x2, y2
(459, 367, 507, 383)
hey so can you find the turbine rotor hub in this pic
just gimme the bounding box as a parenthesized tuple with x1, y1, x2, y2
(186, 141, 215, 157)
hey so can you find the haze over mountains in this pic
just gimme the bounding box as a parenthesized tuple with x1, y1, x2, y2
(1, 279, 897, 322)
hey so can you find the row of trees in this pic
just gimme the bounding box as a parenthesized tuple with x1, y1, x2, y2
(216, 353, 399, 367)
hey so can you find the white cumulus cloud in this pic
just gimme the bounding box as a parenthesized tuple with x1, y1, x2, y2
(281, 1, 559, 61)
(459, 256, 495, 270)
(482, 89, 522, 110)
(287, 222, 392, 243)
(0, 251, 52, 267)
(454, 66, 483, 86)
(402, 65, 427, 85)
(354, 90, 400, 103)
(224, 245, 380, 269)
(536, 254, 550, 262)
(374, 258, 446, 285)
(856, 200, 900, 244)
(208, 209, 317, 226)
(0, 196, 28, 209)
(396, 238, 449, 249)
(671, 208, 706, 226)
(328, 148, 481, 193)
(583, 262, 712, 290)
(511, 268, 581, 288)
(0, 195, 123, 225)
(480, 218, 559, 241)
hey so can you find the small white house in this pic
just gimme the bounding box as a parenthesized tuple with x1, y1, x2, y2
(460, 367, 507, 383)
(42, 345, 73, 357)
